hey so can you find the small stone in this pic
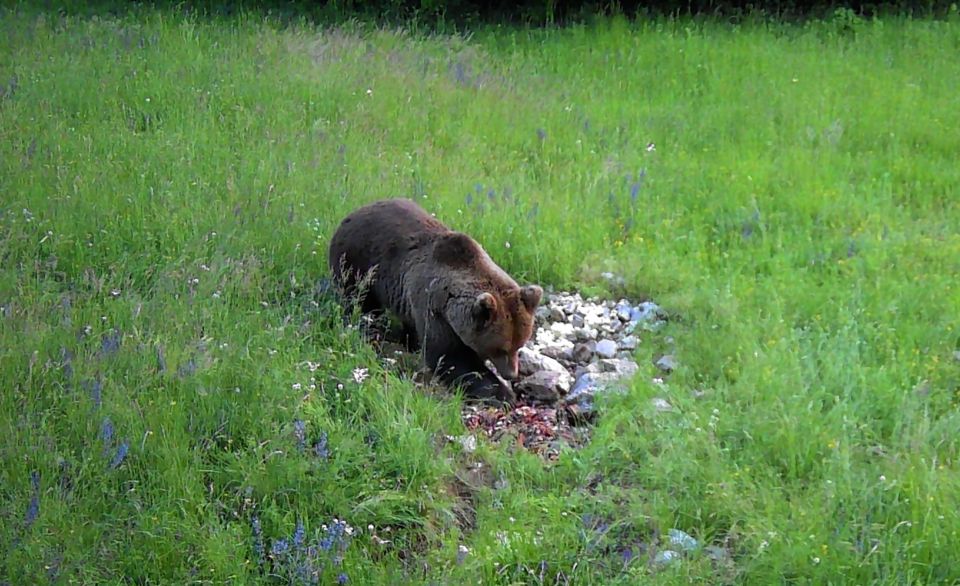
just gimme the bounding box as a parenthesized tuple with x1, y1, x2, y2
(549, 306, 566, 322)
(517, 348, 571, 391)
(651, 398, 673, 412)
(653, 550, 680, 567)
(598, 358, 639, 377)
(572, 342, 595, 363)
(516, 371, 564, 403)
(535, 306, 552, 323)
(566, 372, 626, 402)
(569, 314, 585, 328)
(668, 529, 698, 552)
(574, 327, 597, 342)
(573, 363, 601, 379)
(655, 354, 677, 373)
(550, 322, 575, 340)
(615, 302, 632, 322)
(457, 435, 478, 453)
(620, 335, 638, 350)
(596, 339, 618, 359)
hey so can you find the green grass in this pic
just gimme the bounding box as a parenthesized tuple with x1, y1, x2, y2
(2, 5, 960, 584)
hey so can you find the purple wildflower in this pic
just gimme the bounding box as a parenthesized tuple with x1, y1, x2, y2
(293, 419, 306, 452)
(337, 573, 348, 584)
(100, 417, 114, 443)
(99, 329, 121, 357)
(251, 515, 265, 566)
(271, 538, 290, 557)
(536, 128, 547, 141)
(487, 188, 496, 201)
(109, 441, 129, 469)
(313, 432, 329, 460)
(24, 470, 40, 528)
(87, 379, 102, 409)
(293, 519, 306, 548)
(527, 202, 539, 220)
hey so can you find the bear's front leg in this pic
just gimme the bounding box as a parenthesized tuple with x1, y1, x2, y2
(425, 343, 516, 407)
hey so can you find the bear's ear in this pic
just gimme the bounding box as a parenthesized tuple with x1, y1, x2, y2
(434, 232, 479, 266)
(472, 292, 498, 325)
(520, 285, 543, 311)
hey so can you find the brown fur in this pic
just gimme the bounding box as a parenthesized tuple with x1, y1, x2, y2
(328, 198, 542, 405)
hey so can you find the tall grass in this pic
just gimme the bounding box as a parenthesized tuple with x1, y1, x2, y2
(2, 5, 959, 583)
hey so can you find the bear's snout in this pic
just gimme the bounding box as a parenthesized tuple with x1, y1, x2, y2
(491, 354, 519, 380)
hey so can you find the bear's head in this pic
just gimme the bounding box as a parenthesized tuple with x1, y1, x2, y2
(433, 231, 543, 381)
(464, 285, 542, 380)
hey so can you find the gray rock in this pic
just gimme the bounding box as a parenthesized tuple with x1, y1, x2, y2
(655, 354, 677, 373)
(572, 342, 595, 363)
(550, 322, 575, 340)
(620, 335, 638, 350)
(574, 327, 598, 342)
(517, 348, 571, 392)
(549, 306, 566, 322)
(615, 301, 632, 322)
(668, 529, 699, 552)
(651, 397, 673, 412)
(573, 363, 601, 379)
(516, 371, 565, 403)
(535, 306, 552, 323)
(569, 314, 585, 328)
(596, 339, 618, 359)
(598, 358, 639, 377)
(653, 550, 681, 567)
(566, 372, 626, 403)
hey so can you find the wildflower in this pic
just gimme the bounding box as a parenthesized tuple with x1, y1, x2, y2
(314, 432, 330, 460)
(646, 142, 656, 152)
(504, 241, 511, 249)
(251, 515, 266, 566)
(337, 574, 348, 584)
(293, 420, 306, 452)
(24, 470, 40, 528)
(292, 382, 302, 391)
(536, 128, 546, 141)
(293, 519, 306, 547)
(109, 441, 129, 469)
(100, 417, 114, 443)
(271, 538, 290, 558)
(88, 379, 102, 409)
(351, 368, 368, 384)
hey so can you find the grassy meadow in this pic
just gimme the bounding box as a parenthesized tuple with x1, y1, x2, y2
(2, 4, 960, 583)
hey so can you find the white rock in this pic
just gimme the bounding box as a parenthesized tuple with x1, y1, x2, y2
(668, 529, 699, 552)
(549, 306, 565, 322)
(596, 339, 618, 359)
(651, 398, 673, 412)
(620, 335, 638, 350)
(550, 322, 575, 340)
(655, 354, 677, 372)
(597, 358, 639, 377)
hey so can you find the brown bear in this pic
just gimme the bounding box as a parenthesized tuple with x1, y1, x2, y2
(328, 198, 542, 405)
